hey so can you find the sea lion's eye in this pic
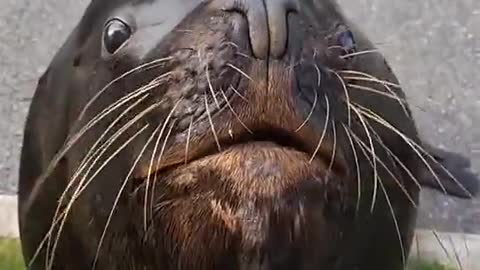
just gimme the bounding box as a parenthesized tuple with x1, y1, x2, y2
(338, 30, 356, 54)
(103, 18, 132, 54)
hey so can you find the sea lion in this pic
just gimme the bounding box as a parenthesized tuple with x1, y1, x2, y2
(17, 0, 477, 269)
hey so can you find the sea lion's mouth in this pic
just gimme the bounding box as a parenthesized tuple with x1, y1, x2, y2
(138, 125, 322, 182)
(207, 127, 312, 158)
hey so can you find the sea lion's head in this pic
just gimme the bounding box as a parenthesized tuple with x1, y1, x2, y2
(23, 0, 428, 269)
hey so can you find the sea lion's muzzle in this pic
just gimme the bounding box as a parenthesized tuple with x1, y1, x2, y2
(210, 0, 298, 59)
(125, 0, 353, 183)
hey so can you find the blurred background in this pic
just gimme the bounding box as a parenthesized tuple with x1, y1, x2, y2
(0, 0, 479, 234)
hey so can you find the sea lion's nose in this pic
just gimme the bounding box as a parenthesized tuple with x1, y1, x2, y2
(211, 0, 298, 59)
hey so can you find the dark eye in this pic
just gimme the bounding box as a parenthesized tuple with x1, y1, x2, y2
(338, 30, 356, 54)
(103, 18, 132, 54)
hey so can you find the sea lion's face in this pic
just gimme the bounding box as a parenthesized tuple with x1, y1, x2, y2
(65, 0, 418, 268)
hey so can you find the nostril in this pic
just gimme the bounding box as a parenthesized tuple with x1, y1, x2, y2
(265, 0, 298, 59)
(211, 0, 298, 60)
(211, 0, 269, 59)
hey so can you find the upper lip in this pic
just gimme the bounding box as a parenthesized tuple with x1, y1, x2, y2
(219, 127, 311, 154)
(136, 126, 314, 180)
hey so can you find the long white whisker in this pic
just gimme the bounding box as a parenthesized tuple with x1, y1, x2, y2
(47, 125, 149, 269)
(144, 99, 183, 232)
(332, 71, 352, 126)
(227, 63, 253, 82)
(92, 124, 160, 270)
(353, 103, 457, 196)
(205, 93, 222, 152)
(341, 124, 362, 213)
(295, 86, 318, 132)
(23, 73, 171, 220)
(309, 95, 330, 163)
(348, 103, 378, 212)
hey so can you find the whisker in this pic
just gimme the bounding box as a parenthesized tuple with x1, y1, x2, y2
(235, 51, 253, 59)
(354, 102, 446, 193)
(359, 101, 478, 198)
(347, 82, 400, 99)
(185, 115, 194, 165)
(74, 101, 164, 198)
(326, 45, 343, 50)
(295, 89, 318, 132)
(47, 100, 164, 267)
(47, 125, 149, 269)
(45, 94, 149, 265)
(228, 85, 249, 103)
(342, 70, 410, 117)
(352, 103, 463, 196)
(223, 42, 252, 60)
(340, 49, 380, 59)
(69, 75, 165, 150)
(347, 103, 379, 212)
(285, 61, 302, 73)
(378, 139, 422, 190)
(353, 114, 422, 200)
(144, 129, 164, 233)
(205, 93, 222, 152)
(150, 120, 177, 227)
(378, 174, 407, 268)
(78, 57, 173, 121)
(22, 73, 171, 220)
(341, 124, 362, 213)
(227, 63, 253, 82)
(314, 63, 322, 87)
(92, 123, 158, 270)
(205, 61, 221, 109)
(348, 130, 408, 267)
(27, 210, 67, 269)
(69, 95, 149, 190)
(327, 121, 338, 175)
(332, 71, 352, 126)
(349, 130, 417, 207)
(339, 73, 401, 89)
(144, 99, 182, 232)
(309, 95, 330, 163)
(219, 88, 252, 134)
(224, 41, 239, 49)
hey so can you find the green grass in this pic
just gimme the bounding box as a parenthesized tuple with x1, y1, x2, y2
(0, 238, 25, 270)
(408, 258, 456, 270)
(0, 237, 454, 270)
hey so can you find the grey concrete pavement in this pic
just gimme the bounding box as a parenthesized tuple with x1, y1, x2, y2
(0, 0, 89, 194)
(1, 0, 479, 233)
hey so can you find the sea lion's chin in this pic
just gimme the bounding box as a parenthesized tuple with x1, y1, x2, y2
(137, 141, 347, 268)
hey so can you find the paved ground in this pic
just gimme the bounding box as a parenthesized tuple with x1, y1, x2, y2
(1, 0, 479, 233)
